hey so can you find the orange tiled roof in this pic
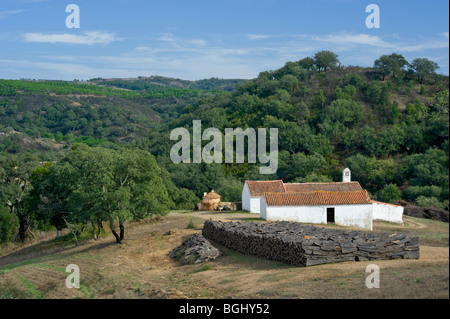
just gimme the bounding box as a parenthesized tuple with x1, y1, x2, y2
(263, 190, 372, 207)
(245, 180, 286, 197)
(284, 182, 363, 193)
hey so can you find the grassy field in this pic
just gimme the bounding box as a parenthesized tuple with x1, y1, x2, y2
(0, 211, 448, 299)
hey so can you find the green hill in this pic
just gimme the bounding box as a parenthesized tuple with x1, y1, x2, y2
(0, 52, 449, 245)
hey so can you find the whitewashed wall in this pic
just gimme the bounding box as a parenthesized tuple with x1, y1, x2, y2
(260, 197, 373, 230)
(261, 196, 326, 224)
(242, 183, 261, 214)
(242, 183, 251, 211)
(248, 197, 261, 214)
(335, 205, 373, 231)
(372, 202, 404, 224)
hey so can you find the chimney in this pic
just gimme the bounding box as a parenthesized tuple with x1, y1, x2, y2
(343, 168, 351, 183)
(203, 192, 207, 197)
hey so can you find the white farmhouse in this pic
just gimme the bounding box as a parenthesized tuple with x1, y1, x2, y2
(242, 178, 364, 214)
(243, 168, 404, 231)
(260, 190, 374, 230)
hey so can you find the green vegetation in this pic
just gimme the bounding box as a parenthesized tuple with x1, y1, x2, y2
(0, 51, 448, 245)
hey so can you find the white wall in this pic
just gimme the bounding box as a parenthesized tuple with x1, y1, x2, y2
(260, 197, 267, 219)
(242, 183, 261, 214)
(261, 196, 326, 224)
(250, 197, 260, 214)
(242, 183, 251, 211)
(260, 197, 373, 230)
(372, 202, 403, 224)
(335, 204, 373, 231)
(265, 205, 327, 224)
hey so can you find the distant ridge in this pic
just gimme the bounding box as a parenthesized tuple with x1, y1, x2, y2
(89, 75, 247, 92)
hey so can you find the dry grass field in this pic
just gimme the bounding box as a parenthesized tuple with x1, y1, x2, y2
(0, 211, 448, 299)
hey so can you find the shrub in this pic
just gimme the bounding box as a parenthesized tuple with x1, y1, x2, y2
(415, 196, 446, 210)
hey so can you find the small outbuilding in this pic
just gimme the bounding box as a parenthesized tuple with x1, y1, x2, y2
(197, 190, 221, 211)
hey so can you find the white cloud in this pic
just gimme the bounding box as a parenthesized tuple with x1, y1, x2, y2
(156, 33, 175, 42)
(23, 31, 121, 45)
(312, 33, 391, 48)
(247, 34, 269, 40)
(0, 10, 24, 20)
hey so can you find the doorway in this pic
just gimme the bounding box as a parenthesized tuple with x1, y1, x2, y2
(327, 207, 335, 223)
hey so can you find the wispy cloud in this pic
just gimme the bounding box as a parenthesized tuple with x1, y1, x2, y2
(0, 10, 24, 20)
(311, 32, 449, 52)
(247, 34, 269, 40)
(23, 31, 121, 45)
(312, 33, 390, 48)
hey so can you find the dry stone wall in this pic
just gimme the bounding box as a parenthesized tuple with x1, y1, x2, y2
(202, 220, 420, 266)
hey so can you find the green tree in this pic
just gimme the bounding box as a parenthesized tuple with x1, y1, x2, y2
(376, 183, 401, 204)
(325, 99, 363, 127)
(25, 162, 69, 239)
(0, 154, 39, 242)
(0, 205, 18, 243)
(375, 125, 406, 156)
(298, 57, 316, 71)
(409, 58, 439, 84)
(314, 50, 339, 72)
(347, 154, 398, 191)
(33, 144, 171, 244)
(373, 55, 392, 81)
(403, 148, 449, 189)
(388, 53, 409, 78)
(374, 53, 408, 80)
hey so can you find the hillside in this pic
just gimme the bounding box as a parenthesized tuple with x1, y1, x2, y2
(89, 76, 247, 92)
(0, 211, 448, 299)
(0, 53, 449, 248)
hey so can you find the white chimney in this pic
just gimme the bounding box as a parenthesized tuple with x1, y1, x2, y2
(343, 168, 351, 183)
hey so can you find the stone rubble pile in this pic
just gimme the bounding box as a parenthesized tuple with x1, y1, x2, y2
(202, 220, 420, 266)
(169, 233, 220, 265)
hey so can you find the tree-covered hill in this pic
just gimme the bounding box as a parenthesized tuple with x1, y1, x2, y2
(131, 52, 449, 211)
(89, 76, 246, 92)
(0, 78, 218, 145)
(1, 51, 449, 244)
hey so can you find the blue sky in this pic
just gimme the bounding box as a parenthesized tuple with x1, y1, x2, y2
(0, 0, 448, 80)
